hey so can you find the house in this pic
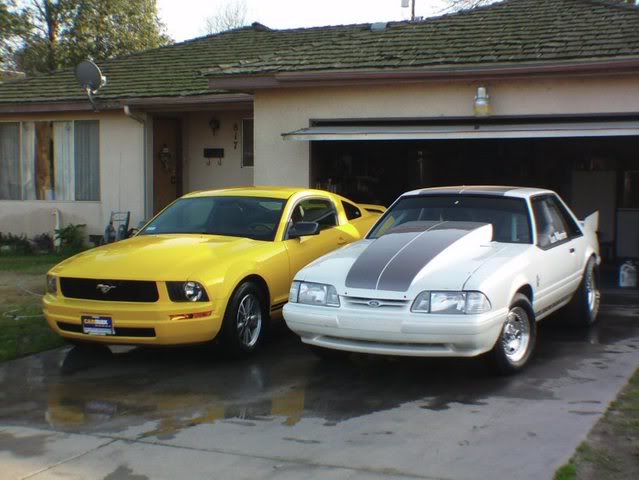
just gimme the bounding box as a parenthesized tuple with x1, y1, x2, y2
(1, 0, 638, 258)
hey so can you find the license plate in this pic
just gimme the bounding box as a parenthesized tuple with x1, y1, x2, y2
(81, 315, 114, 336)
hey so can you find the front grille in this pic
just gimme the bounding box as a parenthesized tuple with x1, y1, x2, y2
(60, 278, 159, 302)
(342, 296, 410, 310)
(58, 322, 156, 338)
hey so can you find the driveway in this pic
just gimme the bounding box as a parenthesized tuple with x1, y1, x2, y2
(1, 298, 638, 480)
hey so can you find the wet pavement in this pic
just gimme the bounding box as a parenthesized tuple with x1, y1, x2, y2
(1, 300, 638, 479)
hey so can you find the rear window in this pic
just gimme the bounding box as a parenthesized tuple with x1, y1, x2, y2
(368, 194, 532, 244)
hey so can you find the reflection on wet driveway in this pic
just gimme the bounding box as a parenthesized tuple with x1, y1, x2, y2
(1, 303, 638, 480)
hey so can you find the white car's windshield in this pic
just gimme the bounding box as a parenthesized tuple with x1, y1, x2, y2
(139, 196, 286, 241)
(368, 194, 532, 244)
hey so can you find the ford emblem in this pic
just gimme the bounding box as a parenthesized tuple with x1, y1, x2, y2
(96, 283, 117, 294)
(367, 300, 381, 308)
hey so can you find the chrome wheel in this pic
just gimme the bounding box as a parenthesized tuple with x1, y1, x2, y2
(501, 306, 531, 364)
(236, 293, 262, 349)
(585, 263, 600, 316)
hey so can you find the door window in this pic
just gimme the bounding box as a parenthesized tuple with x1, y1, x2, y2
(532, 196, 577, 248)
(289, 198, 338, 232)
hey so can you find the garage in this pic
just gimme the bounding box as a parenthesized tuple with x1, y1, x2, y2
(284, 118, 639, 260)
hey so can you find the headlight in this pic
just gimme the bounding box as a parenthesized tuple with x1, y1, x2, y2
(167, 281, 209, 302)
(289, 281, 340, 307)
(411, 291, 491, 314)
(46, 275, 57, 295)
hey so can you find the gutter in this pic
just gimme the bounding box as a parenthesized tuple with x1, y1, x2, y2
(206, 57, 639, 90)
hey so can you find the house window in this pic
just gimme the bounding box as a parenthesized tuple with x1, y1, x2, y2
(0, 120, 99, 201)
(0, 122, 20, 200)
(242, 119, 254, 168)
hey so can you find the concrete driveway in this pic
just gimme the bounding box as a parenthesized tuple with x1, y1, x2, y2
(1, 299, 638, 480)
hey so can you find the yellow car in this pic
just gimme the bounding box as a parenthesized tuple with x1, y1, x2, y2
(43, 187, 383, 355)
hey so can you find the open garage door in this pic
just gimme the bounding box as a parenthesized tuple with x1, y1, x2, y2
(284, 119, 639, 259)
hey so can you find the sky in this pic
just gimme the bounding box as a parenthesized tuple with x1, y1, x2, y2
(158, 0, 451, 42)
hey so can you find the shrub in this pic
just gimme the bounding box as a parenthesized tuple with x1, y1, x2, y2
(0, 232, 34, 255)
(32, 233, 54, 253)
(54, 224, 87, 254)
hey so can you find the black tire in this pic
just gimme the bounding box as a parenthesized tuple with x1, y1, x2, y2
(307, 344, 350, 362)
(219, 281, 268, 357)
(488, 293, 537, 375)
(565, 257, 600, 326)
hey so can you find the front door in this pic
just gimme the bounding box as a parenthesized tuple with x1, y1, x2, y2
(153, 117, 182, 214)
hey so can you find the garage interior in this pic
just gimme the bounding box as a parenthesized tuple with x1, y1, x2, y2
(305, 123, 639, 261)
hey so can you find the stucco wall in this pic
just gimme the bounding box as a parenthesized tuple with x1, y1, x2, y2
(253, 74, 639, 186)
(0, 110, 145, 238)
(182, 110, 254, 193)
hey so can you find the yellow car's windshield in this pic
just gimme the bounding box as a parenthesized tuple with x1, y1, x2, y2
(139, 196, 287, 241)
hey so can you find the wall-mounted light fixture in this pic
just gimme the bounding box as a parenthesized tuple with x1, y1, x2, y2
(474, 86, 491, 117)
(209, 117, 220, 136)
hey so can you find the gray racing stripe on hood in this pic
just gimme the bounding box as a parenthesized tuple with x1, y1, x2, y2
(345, 221, 485, 292)
(345, 231, 424, 290)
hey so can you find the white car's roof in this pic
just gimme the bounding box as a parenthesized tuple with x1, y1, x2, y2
(402, 185, 554, 199)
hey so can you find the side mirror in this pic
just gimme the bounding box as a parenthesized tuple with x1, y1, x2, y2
(288, 221, 320, 239)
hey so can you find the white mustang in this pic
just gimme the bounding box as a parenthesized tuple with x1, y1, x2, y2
(283, 186, 600, 373)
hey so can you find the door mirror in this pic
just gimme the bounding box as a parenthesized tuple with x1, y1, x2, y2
(288, 221, 320, 239)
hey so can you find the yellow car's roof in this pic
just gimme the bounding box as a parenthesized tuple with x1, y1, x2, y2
(183, 186, 332, 200)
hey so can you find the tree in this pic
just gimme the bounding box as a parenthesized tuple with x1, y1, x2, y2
(0, 0, 28, 69)
(202, 0, 248, 35)
(8, 0, 171, 75)
(66, 0, 171, 68)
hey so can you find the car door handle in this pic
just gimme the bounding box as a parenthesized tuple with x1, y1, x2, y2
(569, 248, 575, 253)
(337, 237, 347, 245)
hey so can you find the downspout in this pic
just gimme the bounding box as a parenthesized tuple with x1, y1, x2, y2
(123, 105, 149, 220)
(51, 209, 61, 248)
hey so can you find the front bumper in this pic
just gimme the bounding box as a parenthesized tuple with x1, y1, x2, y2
(43, 293, 224, 346)
(283, 302, 507, 357)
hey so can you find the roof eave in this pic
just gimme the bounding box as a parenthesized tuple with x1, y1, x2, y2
(206, 57, 639, 91)
(0, 92, 254, 114)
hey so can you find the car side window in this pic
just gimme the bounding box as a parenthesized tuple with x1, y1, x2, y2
(547, 195, 582, 239)
(342, 201, 362, 220)
(532, 196, 570, 249)
(290, 198, 338, 230)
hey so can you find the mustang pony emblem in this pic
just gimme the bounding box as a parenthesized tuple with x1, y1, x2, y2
(96, 283, 117, 294)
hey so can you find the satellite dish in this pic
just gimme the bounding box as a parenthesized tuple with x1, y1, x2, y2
(75, 60, 107, 110)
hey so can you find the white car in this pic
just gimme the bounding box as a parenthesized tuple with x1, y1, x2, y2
(283, 186, 600, 373)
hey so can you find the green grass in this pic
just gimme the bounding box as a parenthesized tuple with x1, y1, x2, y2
(0, 254, 68, 362)
(0, 254, 68, 274)
(554, 464, 576, 480)
(0, 304, 64, 362)
(555, 369, 639, 479)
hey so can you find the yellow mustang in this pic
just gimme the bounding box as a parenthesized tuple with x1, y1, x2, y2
(43, 187, 383, 355)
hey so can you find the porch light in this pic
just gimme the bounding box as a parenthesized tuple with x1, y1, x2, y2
(474, 86, 491, 117)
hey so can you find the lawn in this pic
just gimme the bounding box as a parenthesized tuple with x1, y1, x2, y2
(0, 254, 67, 362)
(555, 369, 639, 480)
(0, 253, 68, 274)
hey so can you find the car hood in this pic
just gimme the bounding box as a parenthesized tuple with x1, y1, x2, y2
(49, 234, 264, 281)
(297, 223, 518, 297)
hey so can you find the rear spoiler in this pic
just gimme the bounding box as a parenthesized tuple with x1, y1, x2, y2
(359, 203, 386, 214)
(581, 211, 599, 233)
